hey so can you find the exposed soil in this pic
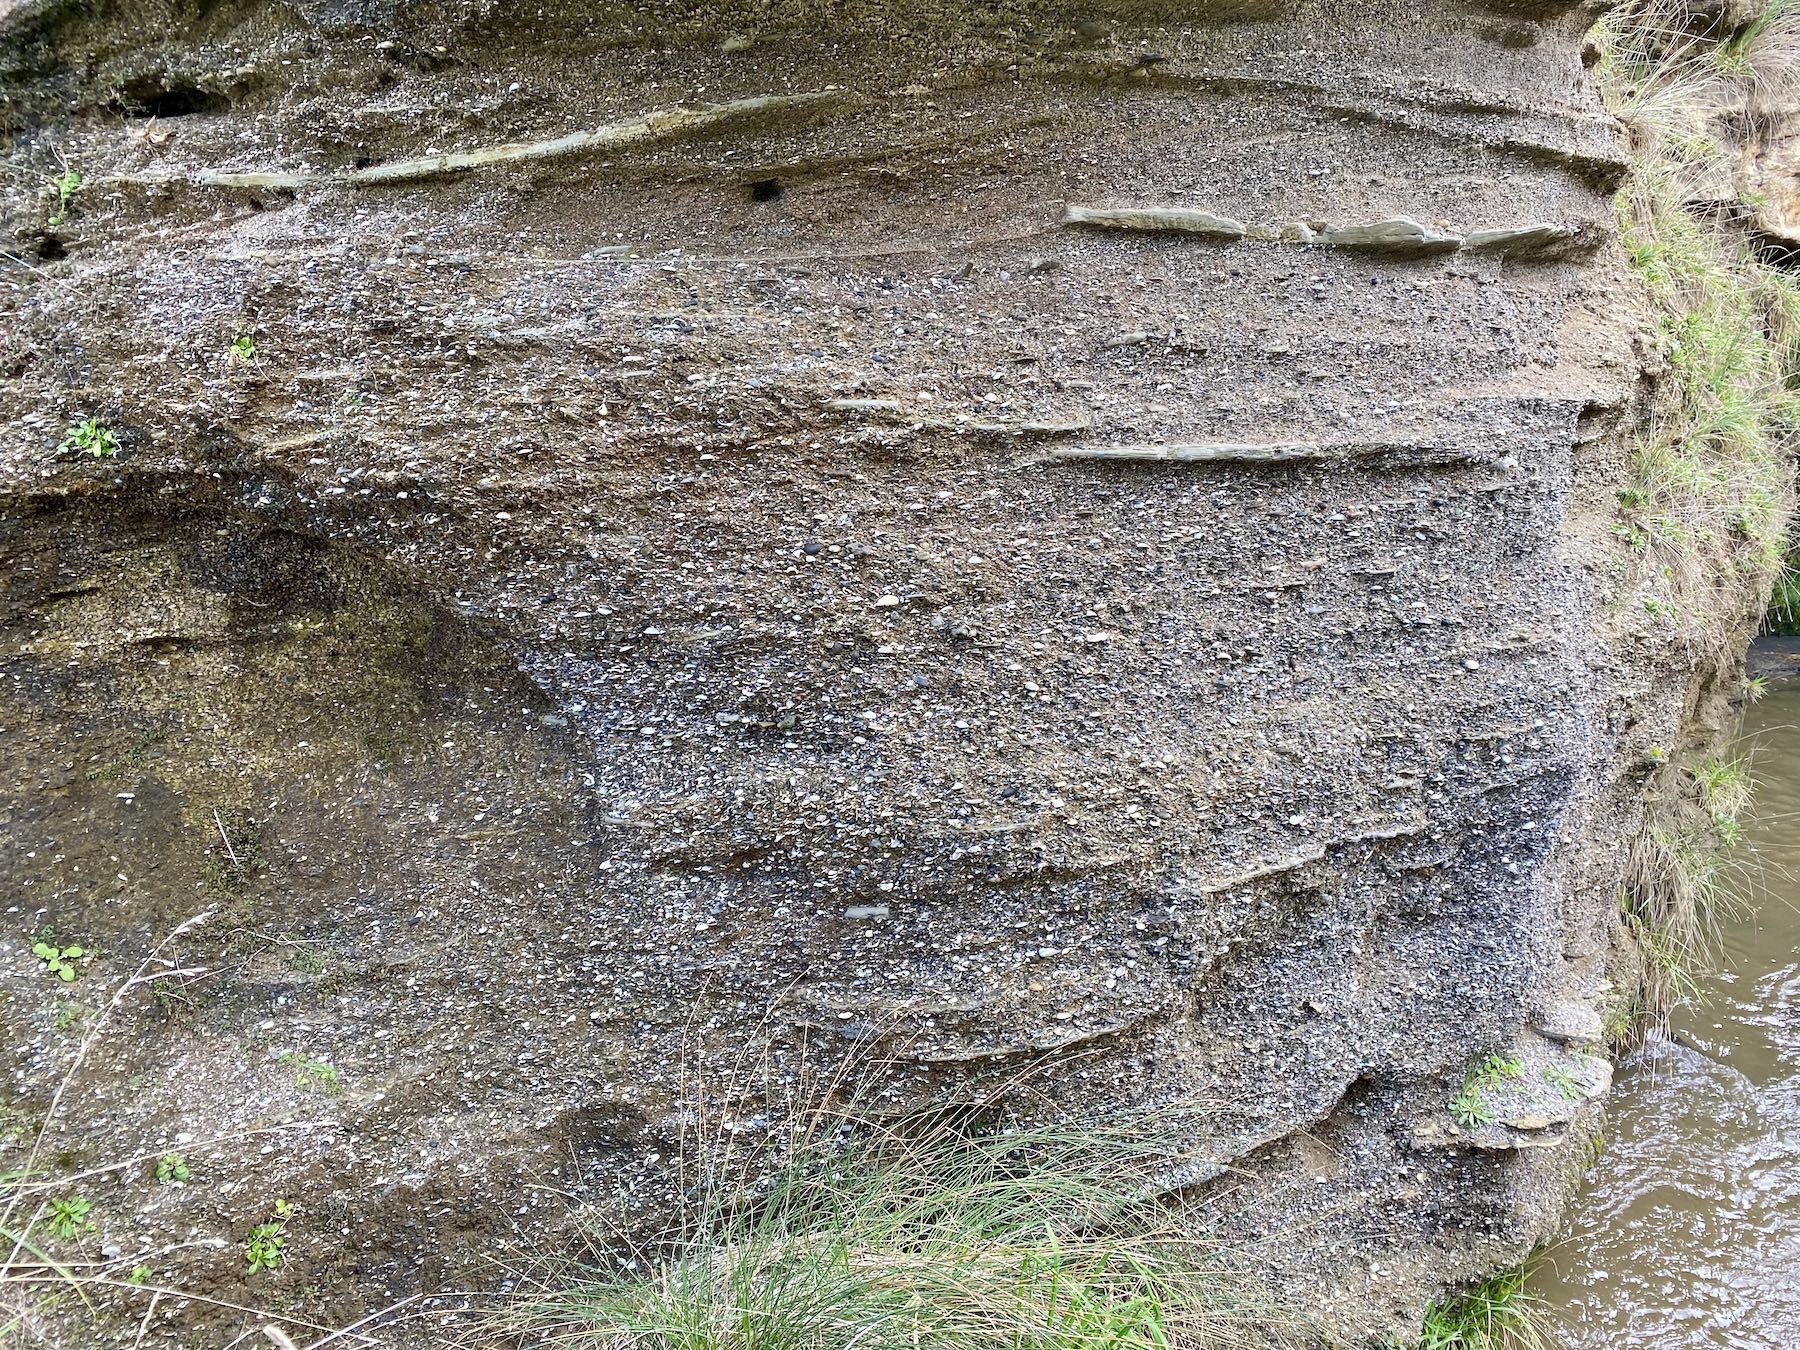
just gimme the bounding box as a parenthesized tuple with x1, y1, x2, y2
(0, 0, 1781, 1344)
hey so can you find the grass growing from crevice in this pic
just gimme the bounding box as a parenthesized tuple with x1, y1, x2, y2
(1765, 554, 1800, 632)
(1418, 1266, 1547, 1350)
(490, 1083, 1295, 1350)
(1623, 754, 1756, 1010)
(1695, 754, 1755, 843)
(1620, 814, 1748, 1013)
(1617, 752, 1759, 1021)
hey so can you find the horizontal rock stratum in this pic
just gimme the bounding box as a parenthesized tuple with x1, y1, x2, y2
(0, 0, 1778, 1343)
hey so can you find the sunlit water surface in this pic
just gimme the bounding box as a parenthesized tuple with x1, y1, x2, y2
(1539, 680, 1800, 1347)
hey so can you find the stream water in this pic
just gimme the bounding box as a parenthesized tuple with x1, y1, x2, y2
(1539, 678, 1800, 1347)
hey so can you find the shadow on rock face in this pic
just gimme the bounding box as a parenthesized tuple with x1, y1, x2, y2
(0, 470, 664, 1320)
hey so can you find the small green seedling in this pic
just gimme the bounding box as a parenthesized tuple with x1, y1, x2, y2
(246, 1199, 293, 1274)
(126, 1264, 153, 1286)
(245, 1222, 285, 1273)
(1451, 1053, 1524, 1129)
(57, 418, 119, 459)
(279, 1052, 340, 1094)
(154, 1151, 190, 1183)
(47, 168, 80, 225)
(230, 335, 256, 362)
(286, 945, 328, 976)
(1473, 1053, 1525, 1089)
(85, 726, 166, 782)
(1450, 1086, 1494, 1130)
(1543, 1065, 1586, 1103)
(47, 1195, 94, 1240)
(32, 941, 85, 982)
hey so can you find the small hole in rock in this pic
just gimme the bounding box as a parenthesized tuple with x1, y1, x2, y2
(36, 235, 67, 261)
(749, 178, 783, 203)
(116, 78, 230, 119)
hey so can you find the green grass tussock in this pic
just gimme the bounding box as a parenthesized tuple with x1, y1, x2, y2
(1597, 1, 1793, 1029)
(1695, 754, 1755, 843)
(1417, 1266, 1547, 1350)
(1598, 1, 1800, 643)
(489, 1093, 1292, 1350)
(1616, 752, 1759, 1018)
(1766, 555, 1800, 632)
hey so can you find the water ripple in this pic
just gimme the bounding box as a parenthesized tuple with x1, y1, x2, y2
(1541, 686, 1800, 1348)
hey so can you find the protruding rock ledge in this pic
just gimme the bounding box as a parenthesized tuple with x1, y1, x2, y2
(1062, 204, 1249, 239)
(1411, 1033, 1612, 1155)
(1322, 217, 1462, 254)
(1063, 205, 1598, 259)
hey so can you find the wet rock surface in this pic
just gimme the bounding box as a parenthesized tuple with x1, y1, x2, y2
(0, 0, 1771, 1343)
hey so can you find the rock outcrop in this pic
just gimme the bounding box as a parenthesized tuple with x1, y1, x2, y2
(0, 0, 1782, 1343)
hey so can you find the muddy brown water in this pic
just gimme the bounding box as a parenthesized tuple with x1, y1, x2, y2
(1540, 678, 1800, 1346)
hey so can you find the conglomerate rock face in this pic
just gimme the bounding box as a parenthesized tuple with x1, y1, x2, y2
(0, 0, 1750, 1342)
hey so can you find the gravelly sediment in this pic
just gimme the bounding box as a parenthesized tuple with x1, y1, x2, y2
(0, 0, 1774, 1343)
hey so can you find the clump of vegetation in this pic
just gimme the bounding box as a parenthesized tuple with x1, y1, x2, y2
(1623, 810, 1747, 1014)
(85, 727, 166, 782)
(1449, 1086, 1494, 1131)
(285, 943, 328, 976)
(56, 417, 119, 459)
(1449, 1053, 1523, 1131)
(494, 1093, 1291, 1350)
(1597, 2, 1800, 649)
(1636, 918, 1704, 1005)
(203, 807, 264, 897)
(30, 939, 86, 983)
(45, 1195, 94, 1242)
(1541, 1064, 1585, 1103)
(46, 167, 79, 226)
(1419, 1265, 1546, 1350)
(1471, 1055, 1524, 1090)
(1695, 755, 1754, 845)
(231, 334, 257, 362)
(1767, 557, 1800, 632)
(278, 1051, 340, 1094)
(245, 1199, 294, 1275)
(153, 1151, 190, 1184)
(1601, 985, 1644, 1045)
